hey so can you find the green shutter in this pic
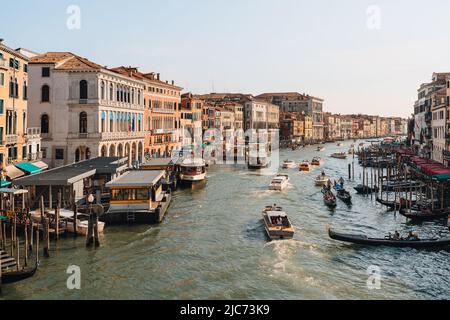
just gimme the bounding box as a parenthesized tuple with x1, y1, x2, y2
(0, 99, 3, 114)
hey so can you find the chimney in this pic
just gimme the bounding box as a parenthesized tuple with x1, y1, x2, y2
(0, 39, 4, 45)
(171, 80, 174, 85)
(157, 73, 160, 81)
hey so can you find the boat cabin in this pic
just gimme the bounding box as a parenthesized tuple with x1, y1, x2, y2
(104, 170, 171, 224)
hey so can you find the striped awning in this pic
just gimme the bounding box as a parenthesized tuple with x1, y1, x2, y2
(15, 162, 43, 175)
(32, 161, 49, 170)
(5, 165, 25, 180)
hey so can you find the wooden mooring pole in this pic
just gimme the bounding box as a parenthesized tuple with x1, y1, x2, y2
(40, 196, 50, 258)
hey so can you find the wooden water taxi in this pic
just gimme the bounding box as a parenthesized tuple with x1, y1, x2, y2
(269, 174, 289, 191)
(282, 160, 296, 169)
(101, 170, 171, 224)
(262, 206, 294, 240)
(299, 161, 311, 171)
(311, 157, 323, 166)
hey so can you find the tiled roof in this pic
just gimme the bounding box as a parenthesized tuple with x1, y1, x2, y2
(110, 66, 182, 89)
(30, 52, 103, 71)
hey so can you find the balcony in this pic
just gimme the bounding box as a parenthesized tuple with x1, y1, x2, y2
(100, 131, 145, 141)
(152, 108, 175, 114)
(5, 134, 19, 145)
(26, 127, 41, 139)
(27, 152, 43, 161)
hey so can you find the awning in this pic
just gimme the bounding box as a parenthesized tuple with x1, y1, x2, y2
(0, 180, 11, 188)
(5, 165, 25, 180)
(32, 161, 49, 170)
(15, 162, 43, 175)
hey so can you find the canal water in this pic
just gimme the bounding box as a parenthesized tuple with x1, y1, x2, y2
(2, 141, 450, 300)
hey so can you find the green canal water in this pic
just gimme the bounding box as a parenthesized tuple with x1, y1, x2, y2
(2, 141, 450, 300)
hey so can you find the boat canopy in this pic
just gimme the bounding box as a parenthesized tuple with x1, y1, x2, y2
(106, 170, 165, 188)
(266, 211, 288, 218)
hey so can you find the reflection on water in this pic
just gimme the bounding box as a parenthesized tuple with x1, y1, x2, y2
(2, 141, 450, 300)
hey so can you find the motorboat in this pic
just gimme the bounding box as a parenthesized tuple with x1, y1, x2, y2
(311, 157, 323, 166)
(269, 174, 290, 191)
(331, 152, 347, 160)
(262, 206, 295, 240)
(299, 160, 311, 172)
(317, 146, 326, 152)
(315, 174, 330, 186)
(282, 160, 296, 169)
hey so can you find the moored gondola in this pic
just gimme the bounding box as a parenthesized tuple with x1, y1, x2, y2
(399, 208, 449, 221)
(354, 184, 379, 194)
(1, 263, 38, 284)
(376, 197, 416, 209)
(328, 228, 450, 248)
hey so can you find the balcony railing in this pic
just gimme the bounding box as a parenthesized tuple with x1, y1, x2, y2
(101, 131, 145, 140)
(26, 127, 41, 138)
(5, 134, 19, 145)
(27, 152, 43, 161)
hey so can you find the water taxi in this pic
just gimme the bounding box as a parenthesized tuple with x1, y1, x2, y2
(282, 160, 296, 169)
(102, 170, 171, 224)
(337, 142, 343, 147)
(331, 152, 347, 160)
(248, 156, 271, 169)
(299, 160, 311, 171)
(269, 174, 290, 191)
(179, 158, 207, 188)
(262, 206, 295, 240)
(311, 157, 323, 166)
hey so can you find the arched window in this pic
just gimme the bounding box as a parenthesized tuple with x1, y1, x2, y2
(41, 114, 49, 134)
(101, 81, 105, 100)
(116, 86, 120, 101)
(75, 148, 80, 163)
(41, 85, 50, 102)
(79, 112, 88, 134)
(79, 80, 88, 100)
(138, 91, 141, 105)
(131, 89, 135, 104)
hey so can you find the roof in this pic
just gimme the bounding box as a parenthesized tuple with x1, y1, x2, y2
(13, 157, 128, 186)
(30, 52, 103, 71)
(110, 66, 183, 90)
(141, 158, 176, 167)
(106, 170, 165, 188)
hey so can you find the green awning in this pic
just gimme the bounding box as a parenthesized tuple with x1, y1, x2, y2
(0, 180, 11, 188)
(15, 162, 43, 175)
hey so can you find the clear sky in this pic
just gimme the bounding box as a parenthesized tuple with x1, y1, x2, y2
(3, 0, 450, 118)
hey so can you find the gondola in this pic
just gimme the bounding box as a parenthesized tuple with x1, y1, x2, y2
(323, 191, 337, 208)
(399, 208, 449, 221)
(376, 197, 415, 209)
(1, 263, 38, 284)
(328, 228, 450, 248)
(336, 189, 352, 204)
(354, 185, 379, 194)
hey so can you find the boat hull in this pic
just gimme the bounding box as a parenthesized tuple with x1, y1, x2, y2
(328, 229, 450, 248)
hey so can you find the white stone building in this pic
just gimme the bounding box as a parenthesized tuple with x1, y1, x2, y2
(28, 52, 145, 168)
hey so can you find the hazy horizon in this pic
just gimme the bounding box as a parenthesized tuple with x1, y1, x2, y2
(3, 0, 449, 118)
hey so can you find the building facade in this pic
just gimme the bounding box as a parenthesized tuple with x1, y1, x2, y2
(29, 52, 145, 168)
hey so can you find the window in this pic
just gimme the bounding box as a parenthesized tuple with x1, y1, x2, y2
(55, 148, 64, 160)
(42, 148, 47, 159)
(24, 64, 28, 73)
(79, 80, 88, 100)
(41, 114, 49, 134)
(110, 83, 114, 100)
(0, 73, 4, 86)
(101, 81, 105, 100)
(0, 99, 3, 114)
(79, 112, 88, 133)
(23, 81, 27, 100)
(9, 58, 19, 70)
(42, 67, 50, 77)
(41, 85, 50, 102)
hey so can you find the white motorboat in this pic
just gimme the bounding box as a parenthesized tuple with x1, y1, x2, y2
(311, 157, 323, 166)
(262, 206, 295, 240)
(315, 174, 330, 186)
(269, 174, 290, 191)
(282, 160, 296, 169)
(331, 152, 348, 160)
